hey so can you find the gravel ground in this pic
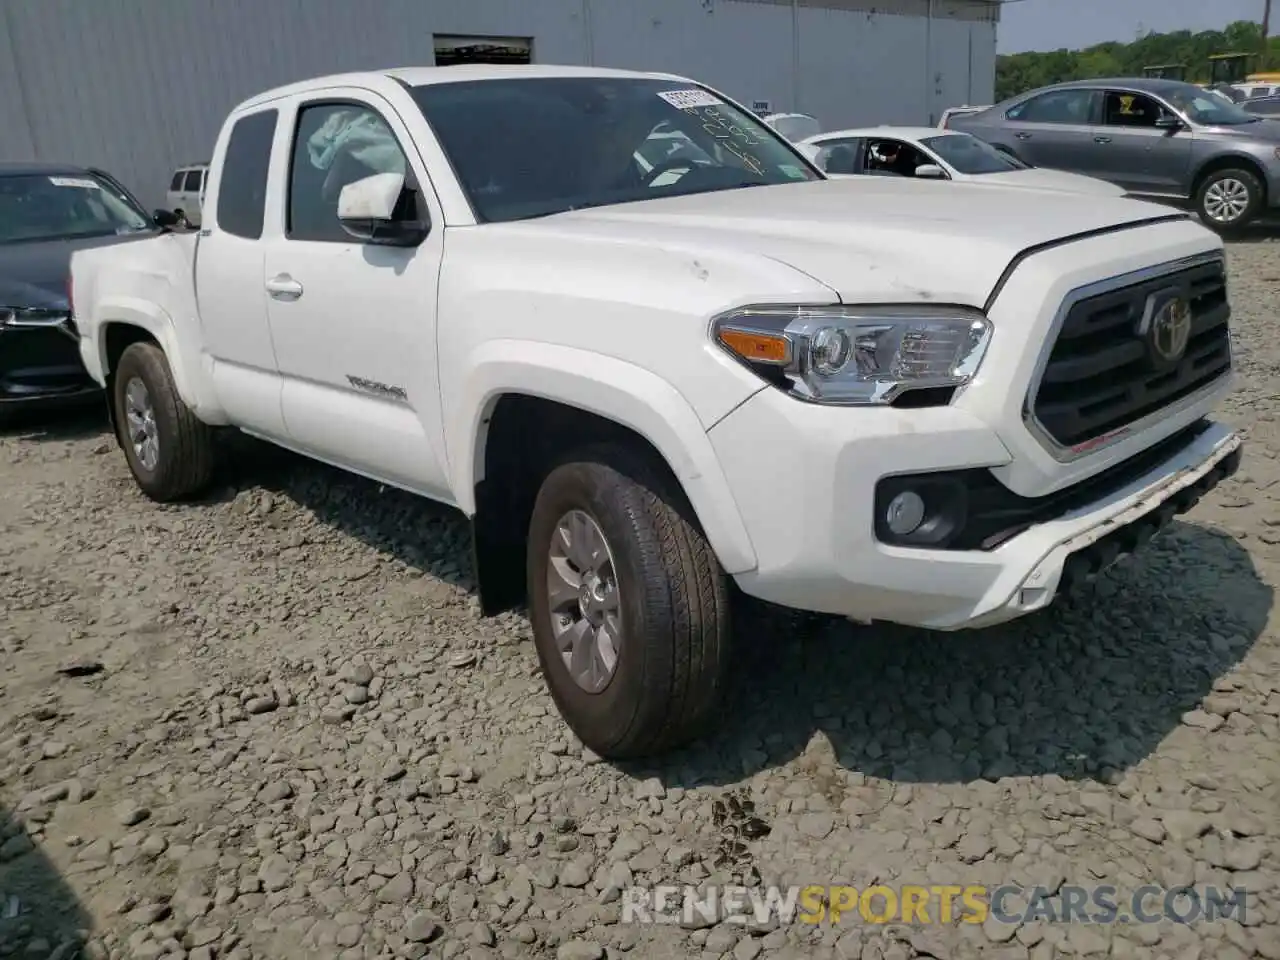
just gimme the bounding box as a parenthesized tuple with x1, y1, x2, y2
(2, 240, 1279, 960)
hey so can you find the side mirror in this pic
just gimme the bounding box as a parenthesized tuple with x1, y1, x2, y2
(1155, 115, 1183, 130)
(914, 164, 946, 179)
(153, 208, 181, 228)
(337, 172, 429, 247)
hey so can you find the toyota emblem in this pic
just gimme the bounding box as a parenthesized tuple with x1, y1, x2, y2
(1139, 289, 1193, 367)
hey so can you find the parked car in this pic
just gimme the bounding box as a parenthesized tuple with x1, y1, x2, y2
(948, 77, 1280, 230)
(762, 112, 822, 141)
(1243, 95, 1280, 117)
(1230, 81, 1279, 100)
(70, 65, 1240, 758)
(165, 163, 208, 226)
(0, 162, 175, 425)
(938, 105, 989, 128)
(797, 126, 1127, 197)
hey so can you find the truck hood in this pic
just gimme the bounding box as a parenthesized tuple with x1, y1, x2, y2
(554, 178, 1181, 306)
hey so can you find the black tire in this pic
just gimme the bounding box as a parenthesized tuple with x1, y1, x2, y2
(112, 341, 215, 501)
(526, 444, 732, 759)
(1195, 168, 1262, 232)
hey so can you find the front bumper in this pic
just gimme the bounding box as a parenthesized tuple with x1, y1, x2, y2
(709, 388, 1240, 630)
(0, 326, 101, 414)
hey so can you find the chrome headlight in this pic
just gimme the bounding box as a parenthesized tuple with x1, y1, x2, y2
(711, 304, 992, 405)
(0, 307, 71, 329)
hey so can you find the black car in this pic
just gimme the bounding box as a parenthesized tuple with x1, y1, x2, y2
(0, 163, 170, 424)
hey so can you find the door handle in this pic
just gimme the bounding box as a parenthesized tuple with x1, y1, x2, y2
(266, 274, 303, 300)
(1015, 132, 1032, 140)
(1094, 136, 1112, 143)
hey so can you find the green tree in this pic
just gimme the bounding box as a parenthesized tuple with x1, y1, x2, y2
(994, 20, 1277, 102)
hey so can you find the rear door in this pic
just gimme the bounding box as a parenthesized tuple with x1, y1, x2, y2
(1090, 90, 1193, 197)
(194, 107, 286, 436)
(997, 87, 1102, 171)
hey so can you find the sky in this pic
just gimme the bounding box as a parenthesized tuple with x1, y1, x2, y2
(997, 0, 1267, 54)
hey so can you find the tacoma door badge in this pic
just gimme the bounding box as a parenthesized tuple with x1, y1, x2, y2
(346, 375, 407, 402)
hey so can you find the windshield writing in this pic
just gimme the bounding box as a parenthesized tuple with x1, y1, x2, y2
(919, 134, 1024, 174)
(0, 174, 151, 244)
(410, 77, 821, 223)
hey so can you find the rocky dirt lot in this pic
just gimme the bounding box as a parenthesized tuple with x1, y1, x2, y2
(2, 241, 1279, 960)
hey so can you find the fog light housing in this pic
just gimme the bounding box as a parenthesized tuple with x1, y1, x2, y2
(874, 473, 970, 548)
(885, 491, 926, 535)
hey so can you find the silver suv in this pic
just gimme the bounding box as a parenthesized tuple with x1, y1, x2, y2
(948, 77, 1280, 230)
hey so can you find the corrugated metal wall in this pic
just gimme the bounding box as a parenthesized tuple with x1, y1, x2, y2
(0, 0, 997, 207)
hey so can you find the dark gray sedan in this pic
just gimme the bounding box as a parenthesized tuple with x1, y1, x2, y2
(0, 163, 170, 425)
(948, 77, 1280, 230)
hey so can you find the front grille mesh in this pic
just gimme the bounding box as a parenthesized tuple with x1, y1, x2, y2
(1031, 259, 1231, 449)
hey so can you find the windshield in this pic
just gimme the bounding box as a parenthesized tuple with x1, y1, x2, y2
(1165, 86, 1260, 125)
(0, 172, 152, 245)
(919, 133, 1025, 174)
(410, 77, 821, 223)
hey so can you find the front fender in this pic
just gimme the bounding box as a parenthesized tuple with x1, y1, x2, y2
(451, 339, 759, 576)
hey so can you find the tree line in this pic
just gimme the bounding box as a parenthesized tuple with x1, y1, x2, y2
(995, 20, 1275, 101)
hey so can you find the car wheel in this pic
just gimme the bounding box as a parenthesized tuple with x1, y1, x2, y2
(526, 444, 732, 759)
(1195, 168, 1262, 230)
(112, 341, 215, 501)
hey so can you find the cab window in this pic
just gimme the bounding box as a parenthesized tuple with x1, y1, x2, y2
(1103, 92, 1170, 128)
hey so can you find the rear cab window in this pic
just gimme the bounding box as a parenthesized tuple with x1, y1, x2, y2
(170, 171, 185, 191)
(216, 110, 278, 239)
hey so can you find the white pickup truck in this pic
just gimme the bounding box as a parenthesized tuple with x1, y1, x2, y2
(70, 65, 1242, 759)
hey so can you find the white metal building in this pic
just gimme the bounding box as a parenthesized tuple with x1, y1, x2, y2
(0, 0, 1003, 207)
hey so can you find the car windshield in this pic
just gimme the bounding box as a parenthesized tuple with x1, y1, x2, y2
(409, 77, 821, 223)
(919, 133, 1025, 174)
(0, 172, 153, 244)
(1165, 87, 1260, 126)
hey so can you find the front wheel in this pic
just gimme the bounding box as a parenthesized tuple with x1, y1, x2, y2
(526, 445, 732, 759)
(1195, 168, 1262, 231)
(112, 341, 215, 501)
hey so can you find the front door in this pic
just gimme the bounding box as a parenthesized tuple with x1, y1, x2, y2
(260, 91, 453, 502)
(1090, 90, 1194, 197)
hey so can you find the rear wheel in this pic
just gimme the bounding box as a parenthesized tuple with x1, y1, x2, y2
(1195, 168, 1262, 231)
(526, 444, 732, 759)
(112, 341, 215, 501)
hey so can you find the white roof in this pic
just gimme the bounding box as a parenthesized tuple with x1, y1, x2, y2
(237, 64, 690, 110)
(802, 126, 958, 144)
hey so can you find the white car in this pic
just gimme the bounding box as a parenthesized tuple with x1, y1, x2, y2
(799, 126, 1128, 197)
(939, 105, 989, 128)
(762, 112, 822, 141)
(69, 65, 1240, 759)
(164, 163, 209, 226)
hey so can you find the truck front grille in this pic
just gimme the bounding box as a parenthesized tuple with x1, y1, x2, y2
(1029, 257, 1230, 451)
